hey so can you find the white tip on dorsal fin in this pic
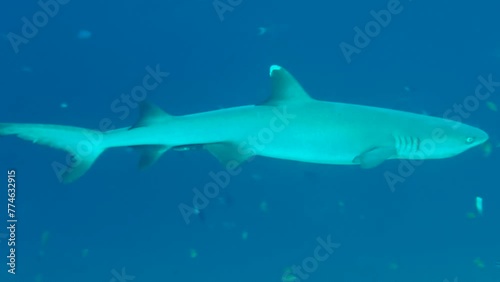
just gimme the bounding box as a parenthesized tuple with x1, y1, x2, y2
(130, 101, 174, 129)
(261, 65, 314, 106)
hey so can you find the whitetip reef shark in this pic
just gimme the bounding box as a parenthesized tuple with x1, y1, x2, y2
(0, 65, 489, 183)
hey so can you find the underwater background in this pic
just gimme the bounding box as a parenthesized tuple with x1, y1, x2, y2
(1, 0, 499, 281)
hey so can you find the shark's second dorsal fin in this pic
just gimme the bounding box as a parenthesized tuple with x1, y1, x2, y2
(260, 65, 314, 106)
(131, 101, 173, 129)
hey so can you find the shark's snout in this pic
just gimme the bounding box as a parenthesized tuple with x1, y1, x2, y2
(477, 129, 489, 145)
(467, 126, 489, 147)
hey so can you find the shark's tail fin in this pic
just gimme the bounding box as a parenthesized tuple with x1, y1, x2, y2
(0, 123, 109, 183)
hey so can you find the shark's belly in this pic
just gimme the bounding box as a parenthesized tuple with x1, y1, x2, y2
(166, 104, 393, 165)
(246, 108, 385, 165)
(253, 126, 373, 164)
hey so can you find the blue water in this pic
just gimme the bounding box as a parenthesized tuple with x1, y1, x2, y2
(1, 0, 499, 281)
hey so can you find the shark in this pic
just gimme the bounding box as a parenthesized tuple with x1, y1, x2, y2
(0, 65, 489, 183)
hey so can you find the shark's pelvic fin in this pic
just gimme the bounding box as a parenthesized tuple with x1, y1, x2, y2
(132, 145, 170, 169)
(204, 143, 255, 166)
(353, 147, 396, 168)
(130, 101, 174, 129)
(260, 65, 314, 106)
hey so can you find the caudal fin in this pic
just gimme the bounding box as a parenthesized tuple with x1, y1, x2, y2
(0, 123, 107, 183)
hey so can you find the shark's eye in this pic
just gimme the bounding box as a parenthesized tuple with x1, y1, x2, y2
(466, 137, 475, 144)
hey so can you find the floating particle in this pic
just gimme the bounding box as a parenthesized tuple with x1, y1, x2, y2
(241, 231, 248, 240)
(475, 196, 483, 216)
(82, 248, 89, 258)
(193, 207, 200, 216)
(77, 29, 92, 40)
(403, 86, 411, 92)
(60, 102, 68, 109)
(21, 66, 33, 73)
(251, 173, 262, 181)
(189, 248, 198, 259)
(486, 101, 498, 112)
(473, 257, 485, 268)
(19, 66, 33, 73)
(338, 200, 345, 214)
(259, 201, 268, 212)
(192, 206, 205, 223)
(466, 212, 476, 219)
(41, 230, 50, 246)
(388, 262, 399, 270)
(222, 221, 236, 230)
(256, 24, 289, 36)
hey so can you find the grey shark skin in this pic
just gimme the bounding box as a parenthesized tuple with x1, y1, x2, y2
(0, 65, 489, 183)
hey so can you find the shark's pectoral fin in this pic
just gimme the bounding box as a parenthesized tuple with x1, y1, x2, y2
(353, 147, 396, 168)
(131, 145, 170, 169)
(204, 143, 254, 166)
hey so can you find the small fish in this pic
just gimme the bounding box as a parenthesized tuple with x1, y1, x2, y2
(241, 231, 248, 240)
(77, 29, 92, 40)
(281, 267, 299, 282)
(193, 206, 205, 223)
(475, 197, 483, 216)
(474, 257, 485, 268)
(486, 101, 498, 112)
(482, 142, 493, 157)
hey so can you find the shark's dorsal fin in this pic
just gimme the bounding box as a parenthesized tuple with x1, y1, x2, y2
(131, 102, 173, 129)
(260, 65, 314, 106)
